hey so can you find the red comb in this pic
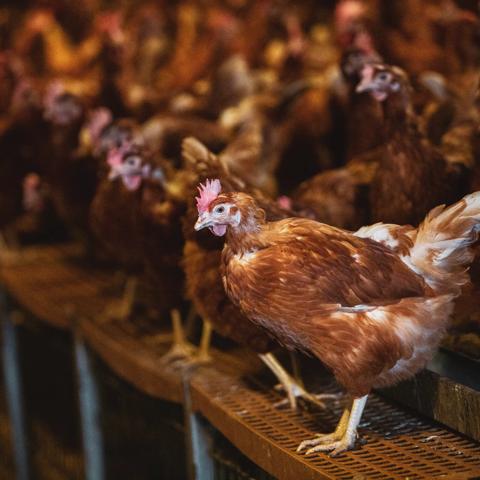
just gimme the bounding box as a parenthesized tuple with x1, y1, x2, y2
(107, 141, 131, 168)
(196, 179, 222, 213)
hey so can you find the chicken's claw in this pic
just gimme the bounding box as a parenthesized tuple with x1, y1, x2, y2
(160, 341, 196, 365)
(306, 439, 353, 457)
(297, 433, 356, 457)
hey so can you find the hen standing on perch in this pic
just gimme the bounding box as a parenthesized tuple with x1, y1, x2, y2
(195, 179, 480, 455)
(181, 138, 338, 409)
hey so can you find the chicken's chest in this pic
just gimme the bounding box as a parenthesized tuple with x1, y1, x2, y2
(221, 244, 328, 349)
(371, 137, 446, 224)
(90, 179, 145, 266)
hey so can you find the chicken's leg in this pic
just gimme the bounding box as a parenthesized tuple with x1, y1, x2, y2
(195, 319, 213, 364)
(102, 276, 138, 322)
(161, 314, 213, 366)
(148, 305, 197, 346)
(297, 395, 368, 456)
(259, 353, 339, 410)
(161, 308, 196, 362)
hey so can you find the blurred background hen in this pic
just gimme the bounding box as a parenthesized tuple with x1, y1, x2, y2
(0, 0, 479, 454)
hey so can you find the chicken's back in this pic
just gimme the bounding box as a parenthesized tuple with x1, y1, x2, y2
(222, 217, 439, 395)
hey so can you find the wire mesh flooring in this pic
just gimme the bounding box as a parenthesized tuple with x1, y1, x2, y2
(1, 243, 480, 480)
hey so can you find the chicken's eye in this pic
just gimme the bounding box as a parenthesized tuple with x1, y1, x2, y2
(377, 72, 390, 81)
(125, 156, 139, 167)
(215, 205, 225, 214)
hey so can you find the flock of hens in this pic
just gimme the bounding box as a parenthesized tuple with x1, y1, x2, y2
(1, 0, 480, 457)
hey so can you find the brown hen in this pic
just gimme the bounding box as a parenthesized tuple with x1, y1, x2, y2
(90, 139, 185, 322)
(195, 181, 480, 455)
(357, 62, 468, 226)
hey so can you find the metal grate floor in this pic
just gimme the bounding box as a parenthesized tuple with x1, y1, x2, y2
(1, 244, 480, 480)
(192, 369, 480, 480)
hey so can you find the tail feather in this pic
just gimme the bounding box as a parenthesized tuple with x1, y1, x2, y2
(407, 192, 480, 294)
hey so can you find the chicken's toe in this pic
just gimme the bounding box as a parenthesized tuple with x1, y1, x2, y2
(296, 435, 328, 452)
(296, 431, 341, 451)
(298, 433, 356, 456)
(160, 341, 196, 364)
(305, 440, 342, 455)
(305, 438, 353, 456)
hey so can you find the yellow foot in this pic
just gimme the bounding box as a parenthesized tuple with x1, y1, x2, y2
(259, 353, 340, 411)
(297, 395, 367, 456)
(162, 346, 213, 368)
(160, 341, 197, 364)
(190, 350, 212, 367)
(297, 432, 356, 457)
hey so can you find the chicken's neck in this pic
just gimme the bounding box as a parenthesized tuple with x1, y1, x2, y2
(382, 89, 418, 141)
(380, 88, 433, 170)
(225, 203, 266, 255)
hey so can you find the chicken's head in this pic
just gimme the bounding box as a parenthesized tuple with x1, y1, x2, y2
(356, 64, 408, 102)
(43, 82, 83, 126)
(96, 119, 135, 157)
(194, 179, 261, 237)
(194, 179, 235, 236)
(107, 142, 152, 191)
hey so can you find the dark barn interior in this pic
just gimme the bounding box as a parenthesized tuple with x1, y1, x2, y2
(0, 1, 480, 479)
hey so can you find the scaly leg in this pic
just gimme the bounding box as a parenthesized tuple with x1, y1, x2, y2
(194, 319, 213, 364)
(172, 318, 214, 366)
(259, 353, 340, 410)
(297, 401, 351, 449)
(297, 395, 368, 456)
(149, 306, 197, 346)
(161, 308, 197, 362)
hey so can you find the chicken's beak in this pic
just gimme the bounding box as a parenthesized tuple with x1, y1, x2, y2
(355, 77, 374, 93)
(356, 64, 375, 93)
(194, 213, 211, 231)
